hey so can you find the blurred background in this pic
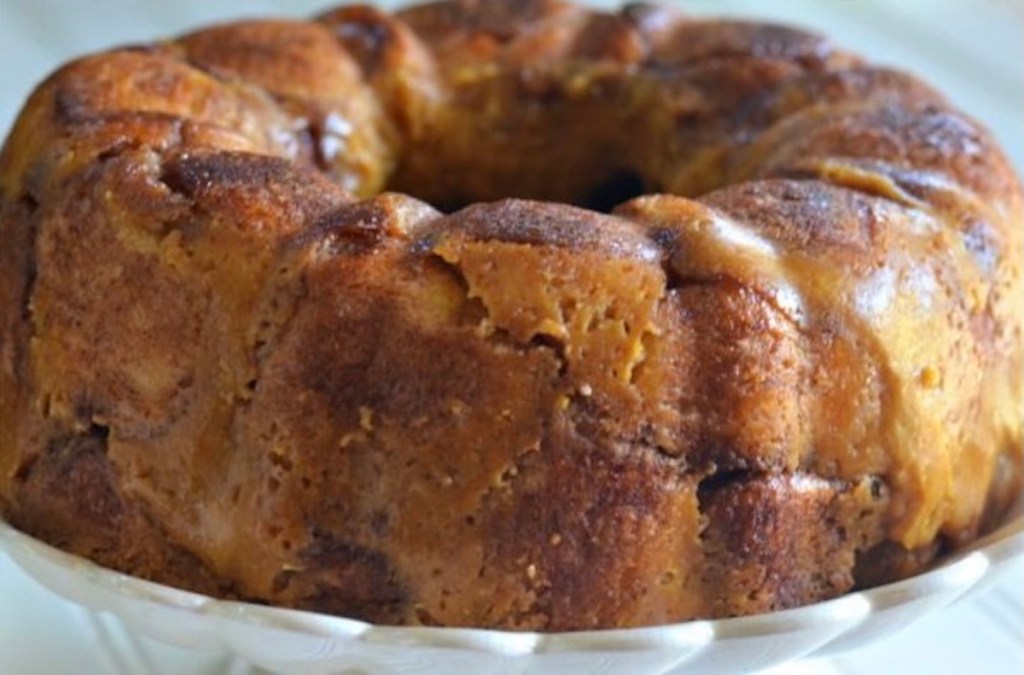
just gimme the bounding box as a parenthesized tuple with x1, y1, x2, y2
(0, 1, 1022, 674)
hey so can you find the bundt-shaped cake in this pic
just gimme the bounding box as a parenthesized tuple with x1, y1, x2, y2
(0, 0, 1021, 630)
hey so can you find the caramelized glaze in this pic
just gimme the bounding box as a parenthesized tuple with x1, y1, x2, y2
(0, 0, 1020, 629)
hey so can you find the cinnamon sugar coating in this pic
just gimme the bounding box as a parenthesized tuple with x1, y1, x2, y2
(0, 0, 1021, 629)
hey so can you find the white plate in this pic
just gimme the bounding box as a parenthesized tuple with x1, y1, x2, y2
(1, 497, 1021, 675)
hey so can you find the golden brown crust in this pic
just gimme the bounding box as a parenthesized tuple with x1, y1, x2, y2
(700, 473, 887, 616)
(0, 0, 1021, 630)
(177, 20, 398, 196)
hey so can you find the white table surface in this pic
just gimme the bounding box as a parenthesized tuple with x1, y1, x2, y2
(1, 1, 1022, 673)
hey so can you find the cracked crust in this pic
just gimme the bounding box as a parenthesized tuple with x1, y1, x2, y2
(0, 0, 1021, 630)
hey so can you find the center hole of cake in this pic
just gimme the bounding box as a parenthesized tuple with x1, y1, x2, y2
(385, 165, 650, 215)
(579, 170, 648, 213)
